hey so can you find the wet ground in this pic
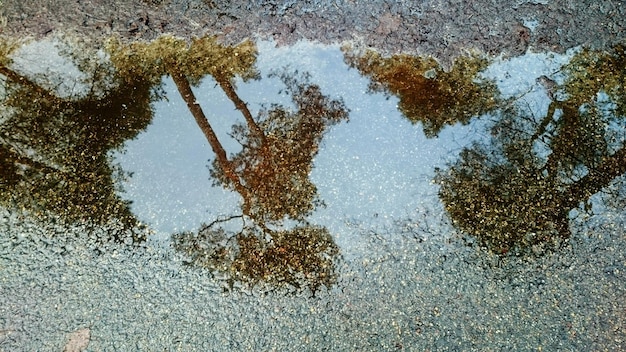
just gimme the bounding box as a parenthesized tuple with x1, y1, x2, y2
(1, 0, 625, 67)
(1, 1, 625, 351)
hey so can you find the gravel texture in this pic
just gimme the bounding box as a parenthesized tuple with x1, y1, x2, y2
(1, 205, 625, 351)
(1, 0, 625, 67)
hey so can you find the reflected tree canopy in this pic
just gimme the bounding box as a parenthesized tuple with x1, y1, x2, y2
(109, 36, 346, 293)
(172, 222, 339, 294)
(342, 46, 499, 137)
(0, 37, 153, 242)
(436, 46, 626, 254)
(209, 70, 349, 224)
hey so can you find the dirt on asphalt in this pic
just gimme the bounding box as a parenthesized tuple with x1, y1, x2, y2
(1, 0, 624, 67)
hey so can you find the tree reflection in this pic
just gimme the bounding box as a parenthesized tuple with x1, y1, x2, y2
(436, 46, 626, 254)
(109, 36, 346, 292)
(0, 38, 153, 242)
(176, 69, 345, 293)
(343, 46, 499, 137)
(209, 70, 349, 224)
(172, 222, 339, 293)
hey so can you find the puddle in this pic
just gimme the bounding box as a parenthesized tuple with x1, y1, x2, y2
(1, 34, 625, 350)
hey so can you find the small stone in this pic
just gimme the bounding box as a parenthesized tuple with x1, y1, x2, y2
(63, 327, 90, 352)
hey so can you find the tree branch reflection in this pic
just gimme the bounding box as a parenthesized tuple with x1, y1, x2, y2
(0, 38, 153, 242)
(173, 69, 347, 293)
(343, 46, 500, 137)
(109, 36, 347, 293)
(435, 46, 626, 254)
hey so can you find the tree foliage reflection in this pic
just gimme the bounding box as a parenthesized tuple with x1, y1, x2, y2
(0, 37, 153, 242)
(209, 70, 349, 224)
(173, 222, 339, 293)
(436, 46, 626, 254)
(109, 36, 346, 293)
(343, 46, 499, 137)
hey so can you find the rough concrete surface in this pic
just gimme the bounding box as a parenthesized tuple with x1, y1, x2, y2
(1, 0, 624, 65)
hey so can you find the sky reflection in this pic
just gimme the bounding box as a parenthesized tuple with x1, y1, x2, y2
(114, 41, 491, 253)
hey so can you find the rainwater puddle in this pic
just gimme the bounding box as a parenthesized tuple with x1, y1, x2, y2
(1, 35, 624, 350)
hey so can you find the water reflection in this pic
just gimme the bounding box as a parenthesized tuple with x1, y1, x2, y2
(172, 69, 347, 292)
(207, 71, 348, 224)
(108, 36, 346, 292)
(435, 46, 626, 254)
(0, 37, 152, 242)
(343, 44, 626, 255)
(1, 34, 625, 350)
(342, 46, 500, 137)
(2, 35, 625, 286)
